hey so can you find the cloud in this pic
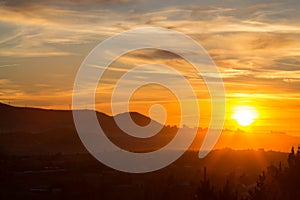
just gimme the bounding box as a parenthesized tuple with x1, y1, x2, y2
(0, 63, 18, 68)
(0, 0, 299, 122)
(0, 0, 299, 58)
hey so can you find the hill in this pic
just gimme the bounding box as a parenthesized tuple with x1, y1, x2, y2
(1, 103, 300, 155)
(0, 103, 178, 155)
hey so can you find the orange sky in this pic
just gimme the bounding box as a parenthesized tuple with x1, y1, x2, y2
(0, 0, 300, 146)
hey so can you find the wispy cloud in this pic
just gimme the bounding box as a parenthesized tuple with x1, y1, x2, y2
(0, 0, 299, 131)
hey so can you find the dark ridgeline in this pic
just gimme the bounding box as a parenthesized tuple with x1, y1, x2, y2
(0, 102, 178, 154)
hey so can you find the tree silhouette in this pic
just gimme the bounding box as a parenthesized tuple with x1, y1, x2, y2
(283, 145, 300, 199)
(249, 145, 300, 200)
(197, 146, 300, 200)
(196, 167, 239, 200)
(196, 167, 217, 200)
(218, 180, 238, 200)
(249, 172, 267, 200)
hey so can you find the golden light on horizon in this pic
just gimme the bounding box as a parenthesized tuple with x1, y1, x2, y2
(231, 106, 258, 126)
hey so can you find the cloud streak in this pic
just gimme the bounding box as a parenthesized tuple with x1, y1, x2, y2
(0, 0, 299, 132)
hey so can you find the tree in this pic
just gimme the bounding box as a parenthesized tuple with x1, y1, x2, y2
(197, 167, 217, 200)
(249, 172, 267, 200)
(250, 145, 300, 200)
(218, 180, 238, 200)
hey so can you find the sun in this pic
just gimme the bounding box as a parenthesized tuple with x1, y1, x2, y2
(231, 106, 258, 126)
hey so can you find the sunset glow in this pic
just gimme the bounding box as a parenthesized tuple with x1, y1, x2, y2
(0, 0, 300, 152)
(1, 1, 300, 199)
(231, 106, 258, 126)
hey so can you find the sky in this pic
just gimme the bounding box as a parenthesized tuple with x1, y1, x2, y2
(0, 0, 300, 137)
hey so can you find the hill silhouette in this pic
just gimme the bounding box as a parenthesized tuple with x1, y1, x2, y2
(0, 103, 178, 155)
(0, 103, 160, 133)
(1, 103, 300, 155)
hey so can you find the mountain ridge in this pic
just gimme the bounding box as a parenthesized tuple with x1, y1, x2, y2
(0, 102, 162, 133)
(0, 102, 178, 155)
(1, 103, 300, 155)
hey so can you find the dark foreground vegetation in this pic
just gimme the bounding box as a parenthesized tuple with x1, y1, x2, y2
(197, 146, 300, 200)
(1, 148, 298, 200)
